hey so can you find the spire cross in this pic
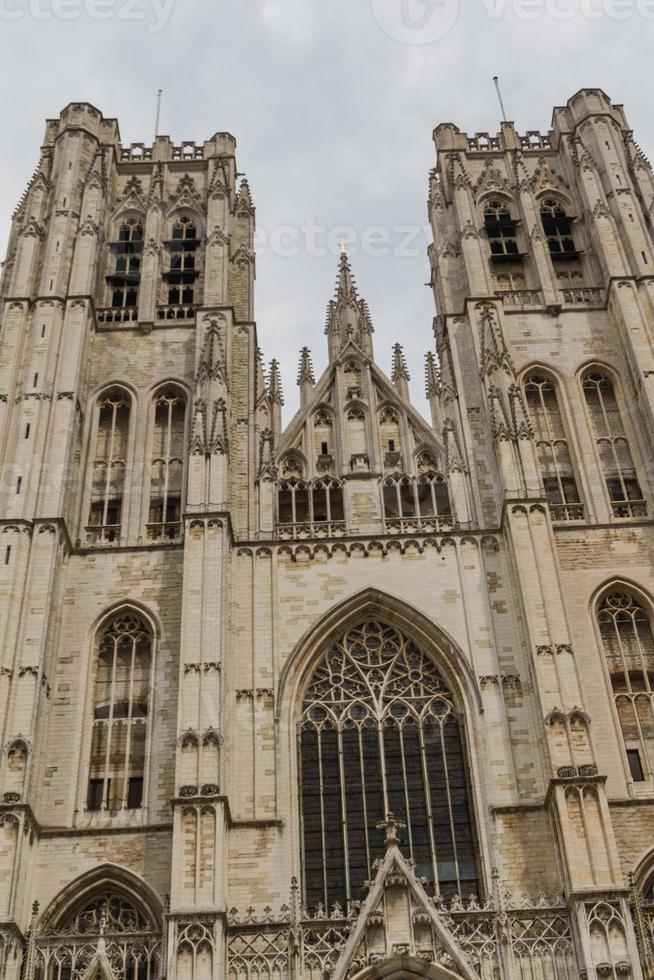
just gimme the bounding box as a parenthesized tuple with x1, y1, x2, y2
(340, 241, 347, 255)
(377, 812, 406, 849)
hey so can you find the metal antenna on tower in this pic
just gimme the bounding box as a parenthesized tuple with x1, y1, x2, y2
(493, 76, 508, 123)
(154, 89, 163, 141)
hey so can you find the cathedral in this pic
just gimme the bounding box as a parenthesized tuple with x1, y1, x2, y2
(1, 87, 654, 979)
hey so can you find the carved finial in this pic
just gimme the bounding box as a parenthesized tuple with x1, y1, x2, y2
(425, 351, 440, 400)
(237, 177, 254, 209)
(297, 347, 316, 387)
(268, 359, 284, 406)
(392, 343, 410, 384)
(376, 812, 406, 849)
(392, 344, 411, 402)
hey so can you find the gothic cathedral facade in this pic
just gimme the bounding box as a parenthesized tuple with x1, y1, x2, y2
(1, 89, 654, 980)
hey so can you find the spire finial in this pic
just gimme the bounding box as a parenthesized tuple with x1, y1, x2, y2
(376, 812, 406, 849)
(425, 351, 440, 399)
(297, 347, 316, 387)
(268, 359, 284, 406)
(392, 343, 410, 384)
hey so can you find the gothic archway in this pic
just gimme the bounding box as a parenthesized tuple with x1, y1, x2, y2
(298, 617, 481, 912)
(36, 866, 162, 980)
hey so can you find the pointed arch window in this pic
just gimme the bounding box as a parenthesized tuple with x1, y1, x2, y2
(276, 478, 345, 537)
(540, 199, 580, 261)
(484, 199, 522, 262)
(599, 589, 654, 785)
(164, 216, 200, 307)
(87, 389, 131, 545)
(583, 371, 646, 518)
(36, 890, 160, 979)
(108, 219, 143, 309)
(299, 621, 480, 911)
(382, 474, 453, 530)
(87, 611, 153, 813)
(147, 387, 186, 541)
(523, 374, 583, 521)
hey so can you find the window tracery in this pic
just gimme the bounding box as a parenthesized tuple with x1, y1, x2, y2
(108, 220, 142, 310)
(299, 621, 480, 910)
(484, 199, 521, 262)
(582, 371, 646, 518)
(540, 199, 580, 261)
(599, 589, 654, 784)
(87, 389, 131, 545)
(164, 216, 200, 307)
(36, 891, 160, 980)
(276, 478, 345, 538)
(86, 611, 153, 813)
(147, 387, 186, 541)
(523, 373, 583, 521)
(382, 473, 453, 531)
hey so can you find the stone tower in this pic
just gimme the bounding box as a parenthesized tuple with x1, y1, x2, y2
(1, 91, 654, 980)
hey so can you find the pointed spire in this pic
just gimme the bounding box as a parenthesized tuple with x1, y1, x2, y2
(391, 343, 411, 402)
(268, 359, 283, 440)
(425, 351, 443, 432)
(425, 351, 440, 400)
(297, 347, 315, 407)
(236, 177, 254, 213)
(297, 347, 315, 387)
(268, 359, 284, 406)
(325, 253, 374, 362)
(336, 249, 357, 303)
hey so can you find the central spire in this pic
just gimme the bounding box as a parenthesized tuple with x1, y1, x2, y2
(325, 253, 374, 363)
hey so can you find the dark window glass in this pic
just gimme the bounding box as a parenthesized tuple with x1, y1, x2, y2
(300, 622, 480, 911)
(628, 748, 645, 782)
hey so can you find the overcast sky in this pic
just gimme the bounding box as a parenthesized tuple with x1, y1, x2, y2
(0, 0, 651, 420)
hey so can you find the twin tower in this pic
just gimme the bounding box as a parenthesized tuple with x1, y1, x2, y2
(1, 90, 654, 979)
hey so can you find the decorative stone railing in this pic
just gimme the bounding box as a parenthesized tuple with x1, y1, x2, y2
(550, 503, 585, 523)
(495, 289, 545, 309)
(384, 516, 457, 534)
(96, 307, 137, 325)
(146, 521, 182, 542)
(155, 304, 197, 322)
(612, 499, 648, 519)
(561, 286, 605, 307)
(225, 889, 579, 980)
(276, 521, 347, 541)
(84, 524, 121, 546)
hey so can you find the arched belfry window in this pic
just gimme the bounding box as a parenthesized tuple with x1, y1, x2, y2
(108, 219, 143, 310)
(483, 199, 521, 262)
(87, 611, 153, 813)
(583, 371, 646, 518)
(147, 387, 186, 541)
(599, 589, 654, 784)
(164, 215, 200, 307)
(37, 890, 160, 979)
(540, 199, 579, 261)
(523, 374, 582, 521)
(299, 621, 480, 911)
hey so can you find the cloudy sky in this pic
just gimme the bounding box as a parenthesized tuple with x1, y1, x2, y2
(0, 0, 651, 420)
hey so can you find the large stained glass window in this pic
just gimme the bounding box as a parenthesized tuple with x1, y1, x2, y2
(299, 621, 480, 911)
